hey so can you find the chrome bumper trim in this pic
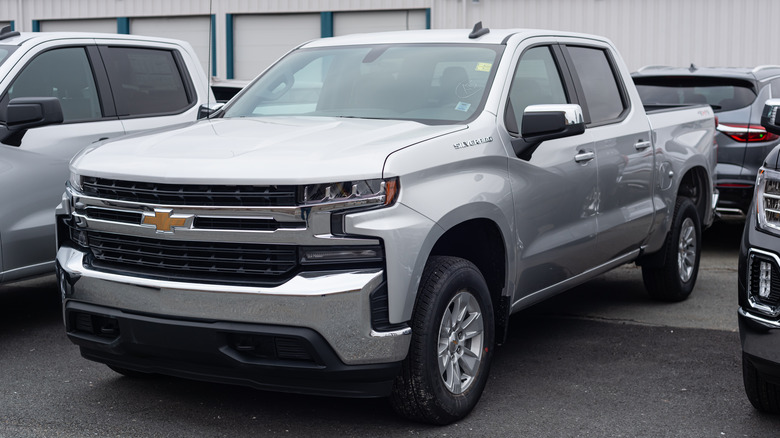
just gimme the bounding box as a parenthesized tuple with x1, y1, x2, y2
(739, 307, 780, 329)
(58, 246, 411, 365)
(371, 327, 413, 338)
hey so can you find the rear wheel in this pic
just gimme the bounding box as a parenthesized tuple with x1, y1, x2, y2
(642, 197, 701, 302)
(391, 256, 495, 425)
(743, 353, 780, 413)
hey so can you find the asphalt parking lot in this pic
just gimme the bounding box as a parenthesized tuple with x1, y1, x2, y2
(1, 219, 778, 437)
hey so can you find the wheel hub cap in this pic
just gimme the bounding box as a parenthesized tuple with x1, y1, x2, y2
(438, 291, 484, 394)
(677, 217, 697, 283)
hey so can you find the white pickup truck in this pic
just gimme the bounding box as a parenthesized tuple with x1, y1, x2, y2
(55, 24, 717, 424)
(0, 27, 214, 286)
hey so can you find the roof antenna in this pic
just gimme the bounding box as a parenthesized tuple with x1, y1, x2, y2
(469, 21, 489, 39)
(689, 63, 697, 72)
(0, 25, 19, 40)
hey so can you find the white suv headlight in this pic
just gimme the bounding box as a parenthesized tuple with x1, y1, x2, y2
(757, 168, 780, 235)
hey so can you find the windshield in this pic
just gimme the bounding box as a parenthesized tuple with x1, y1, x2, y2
(634, 76, 756, 112)
(0, 45, 16, 67)
(223, 44, 503, 123)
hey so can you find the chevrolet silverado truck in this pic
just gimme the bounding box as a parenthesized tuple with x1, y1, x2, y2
(54, 24, 717, 424)
(0, 26, 214, 287)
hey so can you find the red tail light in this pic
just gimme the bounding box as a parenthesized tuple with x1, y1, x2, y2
(717, 123, 780, 142)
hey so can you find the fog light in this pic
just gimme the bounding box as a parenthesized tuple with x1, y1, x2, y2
(760, 261, 772, 298)
(70, 228, 88, 247)
(299, 246, 384, 265)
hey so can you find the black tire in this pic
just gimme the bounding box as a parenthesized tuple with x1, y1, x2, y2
(108, 365, 156, 379)
(390, 256, 495, 425)
(642, 197, 701, 302)
(743, 353, 780, 413)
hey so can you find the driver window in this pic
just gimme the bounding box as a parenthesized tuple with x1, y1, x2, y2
(507, 46, 568, 134)
(6, 47, 101, 122)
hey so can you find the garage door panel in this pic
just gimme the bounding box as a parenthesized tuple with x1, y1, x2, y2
(333, 10, 427, 36)
(234, 14, 320, 81)
(40, 19, 116, 33)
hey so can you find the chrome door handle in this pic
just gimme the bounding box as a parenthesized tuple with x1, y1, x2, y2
(634, 140, 652, 150)
(574, 151, 596, 163)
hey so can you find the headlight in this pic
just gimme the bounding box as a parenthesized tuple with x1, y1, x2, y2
(300, 178, 399, 208)
(757, 168, 780, 235)
(68, 171, 82, 191)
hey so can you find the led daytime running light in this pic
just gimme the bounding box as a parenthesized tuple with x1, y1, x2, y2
(757, 167, 780, 234)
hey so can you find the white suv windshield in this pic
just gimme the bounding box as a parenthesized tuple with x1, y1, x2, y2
(224, 44, 502, 123)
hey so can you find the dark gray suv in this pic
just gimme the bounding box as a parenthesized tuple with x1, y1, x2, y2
(633, 66, 780, 215)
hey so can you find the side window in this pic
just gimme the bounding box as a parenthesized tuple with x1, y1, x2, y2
(507, 46, 568, 134)
(100, 47, 192, 117)
(565, 46, 626, 124)
(6, 47, 101, 122)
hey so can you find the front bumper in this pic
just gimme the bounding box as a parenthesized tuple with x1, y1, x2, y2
(57, 245, 411, 397)
(738, 200, 780, 381)
(739, 307, 780, 382)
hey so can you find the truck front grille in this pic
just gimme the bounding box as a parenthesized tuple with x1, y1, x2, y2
(81, 177, 297, 207)
(83, 230, 299, 286)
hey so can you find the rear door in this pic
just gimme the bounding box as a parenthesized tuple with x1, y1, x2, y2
(560, 42, 655, 262)
(96, 44, 202, 135)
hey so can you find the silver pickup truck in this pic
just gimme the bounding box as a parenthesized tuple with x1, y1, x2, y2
(55, 25, 717, 424)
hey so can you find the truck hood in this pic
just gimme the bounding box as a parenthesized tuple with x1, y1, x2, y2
(71, 117, 465, 184)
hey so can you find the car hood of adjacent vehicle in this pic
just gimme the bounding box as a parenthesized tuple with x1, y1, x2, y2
(71, 117, 465, 184)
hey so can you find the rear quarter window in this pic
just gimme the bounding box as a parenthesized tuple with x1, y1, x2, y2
(634, 76, 756, 112)
(99, 46, 193, 117)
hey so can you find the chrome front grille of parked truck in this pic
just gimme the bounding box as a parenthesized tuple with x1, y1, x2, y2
(81, 176, 298, 207)
(79, 228, 300, 286)
(60, 178, 385, 287)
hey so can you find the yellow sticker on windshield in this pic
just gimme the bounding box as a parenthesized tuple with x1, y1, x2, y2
(476, 63, 492, 72)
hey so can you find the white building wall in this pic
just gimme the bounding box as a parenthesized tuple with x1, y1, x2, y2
(431, 0, 780, 72)
(0, 0, 778, 77)
(39, 18, 115, 33)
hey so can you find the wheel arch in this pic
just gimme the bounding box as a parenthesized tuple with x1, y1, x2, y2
(639, 164, 710, 269)
(427, 218, 510, 343)
(677, 164, 713, 228)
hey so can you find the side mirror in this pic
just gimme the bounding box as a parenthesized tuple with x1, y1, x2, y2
(198, 102, 224, 119)
(2, 97, 64, 146)
(512, 104, 586, 160)
(761, 98, 780, 136)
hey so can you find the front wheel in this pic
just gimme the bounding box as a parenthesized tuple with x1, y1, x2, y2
(642, 197, 701, 302)
(390, 256, 495, 425)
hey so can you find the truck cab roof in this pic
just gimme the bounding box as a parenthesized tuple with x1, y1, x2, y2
(301, 26, 612, 48)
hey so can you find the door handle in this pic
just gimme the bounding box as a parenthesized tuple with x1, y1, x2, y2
(634, 140, 652, 151)
(574, 150, 596, 163)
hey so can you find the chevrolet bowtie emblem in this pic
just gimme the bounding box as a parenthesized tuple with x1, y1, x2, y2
(142, 209, 190, 232)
